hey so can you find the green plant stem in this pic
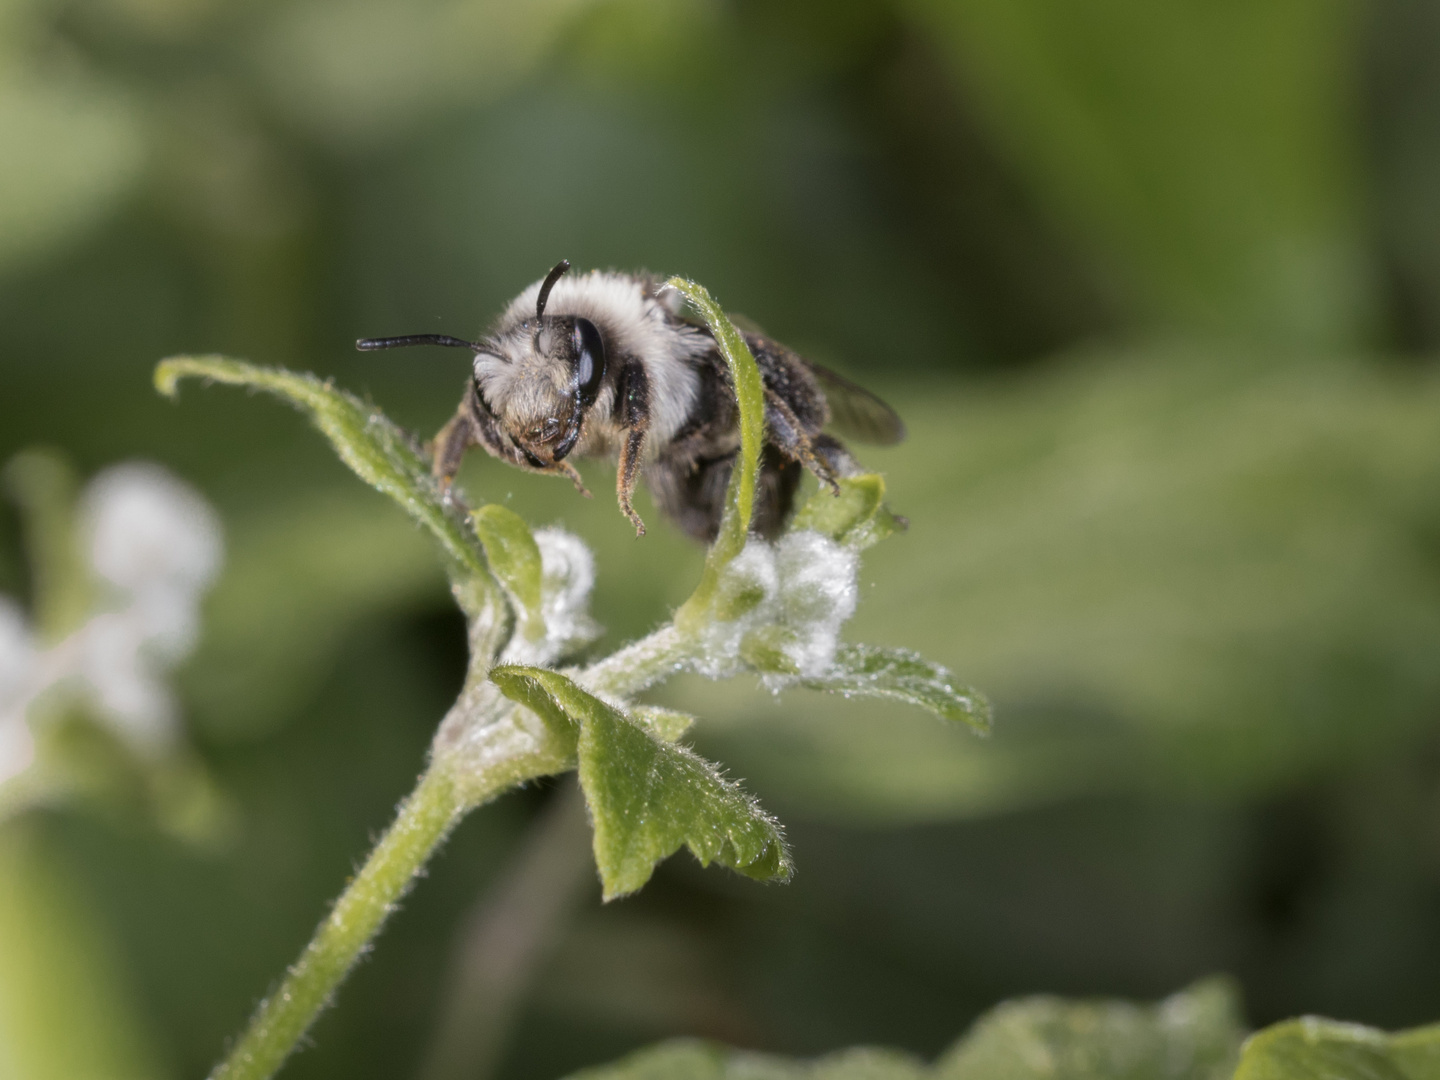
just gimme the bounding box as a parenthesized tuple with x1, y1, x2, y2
(582, 625, 690, 698)
(210, 766, 467, 1080)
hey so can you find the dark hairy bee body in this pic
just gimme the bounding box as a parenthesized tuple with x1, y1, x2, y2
(359, 262, 905, 542)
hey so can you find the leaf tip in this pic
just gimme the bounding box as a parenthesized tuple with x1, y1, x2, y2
(153, 358, 184, 398)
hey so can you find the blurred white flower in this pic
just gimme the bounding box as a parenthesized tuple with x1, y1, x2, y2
(82, 462, 223, 659)
(0, 599, 38, 784)
(0, 462, 223, 792)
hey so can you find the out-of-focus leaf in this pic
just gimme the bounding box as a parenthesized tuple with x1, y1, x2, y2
(791, 475, 904, 552)
(0, 824, 162, 1080)
(182, 490, 444, 739)
(473, 504, 543, 640)
(154, 357, 490, 585)
(666, 279, 765, 624)
(937, 978, 1243, 1079)
(489, 665, 790, 901)
(563, 981, 1239, 1080)
(254, 0, 599, 147)
(0, 72, 146, 273)
(906, 0, 1371, 347)
(1232, 1016, 1440, 1080)
(801, 644, 990, 735)
(566, 1039, 927, 1080)
(2, 450, 88, 641)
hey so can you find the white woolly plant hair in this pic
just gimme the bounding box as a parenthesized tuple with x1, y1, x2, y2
(693, 529, 860, 684)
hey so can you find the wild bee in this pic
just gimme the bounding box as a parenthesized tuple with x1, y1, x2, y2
(357, 261, 905, 541)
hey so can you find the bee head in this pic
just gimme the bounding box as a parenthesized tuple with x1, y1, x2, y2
(354, 259, 607, 468)
(474, 261, 608, 466)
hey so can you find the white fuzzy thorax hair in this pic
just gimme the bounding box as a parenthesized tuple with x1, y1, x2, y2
(474, 270, 711, 452)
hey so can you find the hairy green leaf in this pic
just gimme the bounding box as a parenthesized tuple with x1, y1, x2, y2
(472, 504, 543, 640)
(791, 474, 904, 551)
(2, 450, 88, 641)
(1233, 1017, 1440, 1080)
(628, 705, 697, 743)
(665, 279, 766, 626)
(488, 665, 790, 901)
(802, 644, 991, 734)
(154, 356, 489, 585)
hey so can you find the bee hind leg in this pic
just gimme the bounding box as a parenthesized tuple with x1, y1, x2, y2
(763, 388, 840, 494)
(810, 433, 863, 480)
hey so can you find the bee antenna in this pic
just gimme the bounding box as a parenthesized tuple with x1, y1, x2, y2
(535, 260, 571, 320)
(355, 334, 483, 352)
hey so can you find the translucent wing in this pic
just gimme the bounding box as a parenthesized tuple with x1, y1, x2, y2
(806, 362, 907, 446)
(686, 305, 908, 446)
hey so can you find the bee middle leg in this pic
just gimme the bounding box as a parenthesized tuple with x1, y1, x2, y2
(614, 358, 651, 537)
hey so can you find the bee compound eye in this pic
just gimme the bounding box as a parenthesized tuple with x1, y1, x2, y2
(572, 317, 606, 407)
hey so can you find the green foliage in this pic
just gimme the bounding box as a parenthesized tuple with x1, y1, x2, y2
(568, 1041, 927, 1080)
(938, 978, 1242, 1080)
(628, 704, 698, 742)
(2, 450, 89, 642)
(664, 278, 766, 624)
(564, 980, 1243, 1080)
(1233, 1017, 1440, 1080)
(908, 0, 1369, 346)
(490, 665, 790, 901)
(155, 356, 490, 587)
(473, 504, 545, 641)
(561, 978, 1440, 1080)
(0, 824, 161, 1080)
(800, 644, 991, 734)
(791, 474, 905, 553)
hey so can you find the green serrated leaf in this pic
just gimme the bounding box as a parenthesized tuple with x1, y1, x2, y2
(666, 279, 766, 627)
(938, 978, 1244, 1080)
(488, 665, 790, 901)
(154, 356, 490, 585)
(628, 705, 697, 743)
(801, 644, 991, 734)
(791, 474, 905, 551)
(1233, 1017, 1440, 1080)
(472, 504, 543, 639)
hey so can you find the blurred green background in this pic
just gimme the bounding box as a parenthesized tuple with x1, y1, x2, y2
(4, 0, 1440, 1077)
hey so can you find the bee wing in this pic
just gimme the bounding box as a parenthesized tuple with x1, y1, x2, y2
(683, 305, 907, 446)
(805, 362, 907, 446)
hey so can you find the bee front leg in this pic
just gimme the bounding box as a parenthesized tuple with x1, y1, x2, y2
(550, 460, 592, 497)
(429, 400, 481, 488)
